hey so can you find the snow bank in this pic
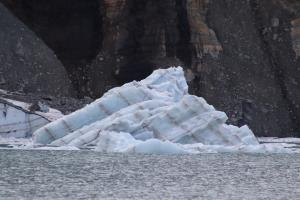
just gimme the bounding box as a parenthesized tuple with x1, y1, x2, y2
(32, 67, 298, 154)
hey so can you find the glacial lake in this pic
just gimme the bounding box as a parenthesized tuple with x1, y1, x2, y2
(0, 149, 299, 199)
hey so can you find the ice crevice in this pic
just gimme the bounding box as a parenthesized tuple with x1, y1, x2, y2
(32, 67, 299, 154)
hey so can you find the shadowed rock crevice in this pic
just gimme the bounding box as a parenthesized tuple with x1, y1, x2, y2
(175, 0, 192, 69)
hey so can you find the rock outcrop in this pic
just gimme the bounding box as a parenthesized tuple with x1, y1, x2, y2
(0, 2, 74, 96)
(1, 0, 300, 137)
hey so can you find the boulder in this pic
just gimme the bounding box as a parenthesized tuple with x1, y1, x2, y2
(0, 3, 74, 96)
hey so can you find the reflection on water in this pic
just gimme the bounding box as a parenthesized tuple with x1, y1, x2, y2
(0, 149, 300, 199)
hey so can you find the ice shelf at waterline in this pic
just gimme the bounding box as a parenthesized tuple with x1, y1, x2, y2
(0, 97, 63, 138)
(30, 67, 284, 154)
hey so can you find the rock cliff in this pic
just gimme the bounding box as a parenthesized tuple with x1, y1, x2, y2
(1, 0, 300, 137)
(0, 3, 74, 96)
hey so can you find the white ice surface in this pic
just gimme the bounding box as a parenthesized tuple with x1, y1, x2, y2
(2, 98, 63, 121)
(258, 137, 300, 144)
(93, 131, 299, 154)
(0, 98, 63, 138)
(0, 136, 32, 149)
(16, 66, 299, 154)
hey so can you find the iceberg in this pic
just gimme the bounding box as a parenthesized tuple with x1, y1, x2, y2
(95, 131, 188, 154)
(0, 97, 63, 138)
(93, 131, 296, 154)
(33, 67, 294, 154)
(34, 67, 187, 144)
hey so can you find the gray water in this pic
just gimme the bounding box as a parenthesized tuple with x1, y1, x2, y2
(0, 150, 300, 199)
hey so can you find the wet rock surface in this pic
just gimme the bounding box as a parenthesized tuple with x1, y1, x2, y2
(0, 0, 300, 137)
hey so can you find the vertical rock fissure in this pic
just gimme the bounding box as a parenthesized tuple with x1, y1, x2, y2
(250, 0, 300, 137)
(175, 0, 192, 68)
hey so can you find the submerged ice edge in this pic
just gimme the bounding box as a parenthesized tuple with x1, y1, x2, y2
(3, 67, 298, 154)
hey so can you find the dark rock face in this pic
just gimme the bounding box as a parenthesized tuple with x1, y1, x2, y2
(87, 0, 184, 95)
(0, 2, 74, 96)
(204, 0, 300, 137)
(0, 0, 300, 137)
(1, 0, 102, 96)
